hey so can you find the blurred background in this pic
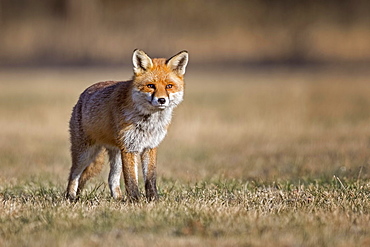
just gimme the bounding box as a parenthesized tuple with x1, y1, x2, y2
(1, 0, 370, 67)
(0, 0, 369, 183)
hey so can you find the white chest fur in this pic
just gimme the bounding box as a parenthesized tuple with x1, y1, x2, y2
(122, 108, 173, 152)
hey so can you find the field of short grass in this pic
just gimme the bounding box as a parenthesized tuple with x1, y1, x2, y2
(0, 67, 369, 246)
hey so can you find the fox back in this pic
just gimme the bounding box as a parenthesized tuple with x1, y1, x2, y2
(67, 50, 188, 201)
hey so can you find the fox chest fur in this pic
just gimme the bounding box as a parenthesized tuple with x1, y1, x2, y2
(121, 109, 172, 152)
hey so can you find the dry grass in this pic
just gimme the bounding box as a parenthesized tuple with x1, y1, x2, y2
(1, 179, 369, 247)
(0, 67, 369, 246)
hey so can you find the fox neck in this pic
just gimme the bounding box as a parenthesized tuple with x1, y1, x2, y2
(121, 93, 174, 153)
(125, 104, 174, 125)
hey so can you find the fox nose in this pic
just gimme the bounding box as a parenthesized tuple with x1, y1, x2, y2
(158, 98, 166, 104)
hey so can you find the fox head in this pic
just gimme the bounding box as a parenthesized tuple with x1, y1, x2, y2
(131, 49, 188, 113)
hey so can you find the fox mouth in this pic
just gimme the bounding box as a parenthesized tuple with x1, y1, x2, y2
(154, 103, 167, 110)
(147, 100, 167, 110)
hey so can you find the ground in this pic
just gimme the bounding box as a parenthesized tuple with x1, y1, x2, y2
(0, 66, 369, 246)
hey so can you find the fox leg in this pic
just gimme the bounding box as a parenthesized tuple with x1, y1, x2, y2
(141, 148, 158, 201)
(66, 145, 102, 200)
(78, 148, 106, 192)
(107, 148, 123, 200)
(121, 151, 140, 202)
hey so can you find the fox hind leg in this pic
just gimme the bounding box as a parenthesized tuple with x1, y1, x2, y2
(66, 145, 104, 200)
(107, 148, 123, 200)
(78, 148, 106, 193)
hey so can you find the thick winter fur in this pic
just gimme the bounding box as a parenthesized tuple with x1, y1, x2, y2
(66, 49, 188, 202)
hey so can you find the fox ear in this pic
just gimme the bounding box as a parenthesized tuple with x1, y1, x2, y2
(166, 50, 189, 76)
(133, 49, 153, 75)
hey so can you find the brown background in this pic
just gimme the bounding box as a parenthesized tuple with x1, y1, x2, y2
(1, 0, 370, 66)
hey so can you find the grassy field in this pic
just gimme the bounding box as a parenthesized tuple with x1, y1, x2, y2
(0, 67, 369, 246)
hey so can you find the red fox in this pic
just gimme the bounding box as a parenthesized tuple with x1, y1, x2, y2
(66, 49, 188, 202)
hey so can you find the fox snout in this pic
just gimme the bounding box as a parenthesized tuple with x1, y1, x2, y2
(152, 96, 169, 109)
(138, 90, 183, 111)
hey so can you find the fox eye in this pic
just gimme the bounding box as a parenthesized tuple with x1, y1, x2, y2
(166, 84, 173, 89)
(147, 84, 156, 89)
